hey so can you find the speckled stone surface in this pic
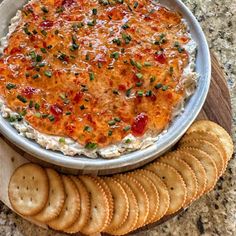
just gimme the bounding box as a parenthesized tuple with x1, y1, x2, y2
(0, 0, 236, 235)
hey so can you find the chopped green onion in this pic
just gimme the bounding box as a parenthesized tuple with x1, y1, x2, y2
(110, 52, 119, 60)
(89, 72, 95, 81)
(108, 120, 116, 126)
(122, 23, 129, 29)
(92, 8, 97, 15)
(137, 91, 144, 96)
(144, 62, 152, 67)
(87, 20, 96, 26)
(155, 83, 163, 89)
(162, 85, 169, 91)
(126, 88, 132, 97)
(66, 111, 71, 115)
(84, 125, 92, 132)
(56, 6, 64, 13)
(108, 130, 113, 136)
(41, 6, 48, 13)
(29, 100, 34, 108)
(113, 89, 119, 95)
(36, 55, 42, 62)
(125, 139, 132, 143)
(80, 105, 86, 110)
(6, 83, 16, 90)
(123, 125, 131, 131)
(85, 142, 97, 150)
(112, 38, 121, 46)
(136, 73, 143, 79)
(35, 112, 41, 118)
(59, 137, 65, 143)
(145, 90, 152, 97)
(32, 74, 39, 79)
(133, 1, 138, 8)
(17, 95, 27, 103)
(85, 53, 90, 61)
(34, 103, 40, 110)
(122, 33, 132, 44)
(40, 48, 47, 53)
(114, 117, 121, 122)
(48, 115, 55, 122)
(41, 30, 47, 36)
(136, 82, 143, 87)
(44, 70, 52, 78)
(150, 76, 156, 83)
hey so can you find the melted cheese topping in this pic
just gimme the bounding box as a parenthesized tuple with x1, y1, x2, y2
(0, 0, 193, 151)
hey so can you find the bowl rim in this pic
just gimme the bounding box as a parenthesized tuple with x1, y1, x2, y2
(0, 0, 211, 172)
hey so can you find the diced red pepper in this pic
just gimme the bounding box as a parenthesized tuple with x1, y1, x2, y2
(73, 92, 83, 103)
(131, 113, 148, 136)
(50, 104, 63, 116)
(21, 87, 37, 98)
(40, 20, 54, 29)
(154, 53, 166, 64)
(10, 47, 21, 55)
(118, 84, 126, 91)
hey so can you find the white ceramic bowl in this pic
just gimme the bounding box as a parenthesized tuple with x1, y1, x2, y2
(0, 0, 211, 174)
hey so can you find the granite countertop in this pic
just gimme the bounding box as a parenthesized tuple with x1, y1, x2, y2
(0, 0, 235, 235)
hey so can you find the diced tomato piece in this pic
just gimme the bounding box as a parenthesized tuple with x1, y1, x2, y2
(131, 113, 148, 136)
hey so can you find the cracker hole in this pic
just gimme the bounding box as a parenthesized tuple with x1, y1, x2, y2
(162, 176, 165, 180)
(94, 206, 97, 209)
(30, 197, 33, 202)
(21, 196, 23, 200)
(22, 176, 25, 180)
(32, 176, 35, 180)
(48, 202, 51, 206)
(26, 186, 29, 190)
(51, 189, 54, 194)
(36, 188, 39, 191)
(170, 187, 174, 191)
(17, 186, 19, 189)
(11, 157, 15, 162)
(66, 207, 68, 211)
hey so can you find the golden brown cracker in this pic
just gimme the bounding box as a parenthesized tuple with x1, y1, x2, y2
(33, 168, 65, 222)
(64, 176, 90, 234)
(146, 162, 186, 215)
(179, 139, 224, 177)
(95, 177, 114, 227)
(129, 170, 159, 224)
(168, 151, 207, 198)
(103, 178, 129, 233)
(48, 175, 80, 230)
(186, 120, 234, 161)
(180, 130, 227, 171)
(138, 170, 170, 222)
(8, 163, 49, 216)
(80, 175, 109, 235)
(158, 155, 198, 206)
(116, 174, 149, 229)
(108, 178, 138, 235)
(179, 147, 218, 193)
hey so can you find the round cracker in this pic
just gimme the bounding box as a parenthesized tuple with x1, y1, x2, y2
(130, 170, 159, 224)
(103, 178, 129, 233)
(95, 177, 114, 227)
(48, 175, 80, 230)
(178, 147, 218, 193)
(168, 151, 207, 198)
(186, 120, 234, 161)
(158, 155, 198, 206)
(179, 139, 224, 177)
(33, 168, 65, 222)
(180, 130, 228, 171)
(116, 174, 149, 229)
(109, 178, 138, 235)
(138, 170, 170, 222)
(146, 162, 186, 215)
(80, 175, 110, 235)
(8, 163, 49, 216)
(64, 176, 90, 234)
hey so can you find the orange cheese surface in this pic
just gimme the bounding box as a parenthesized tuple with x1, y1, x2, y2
(0, 0, 192, 149)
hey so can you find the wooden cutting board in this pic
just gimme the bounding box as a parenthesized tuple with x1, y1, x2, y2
(0, 53, 232, 234)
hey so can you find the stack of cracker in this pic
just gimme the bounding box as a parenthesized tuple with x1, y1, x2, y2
(8, 120, 234, 235)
